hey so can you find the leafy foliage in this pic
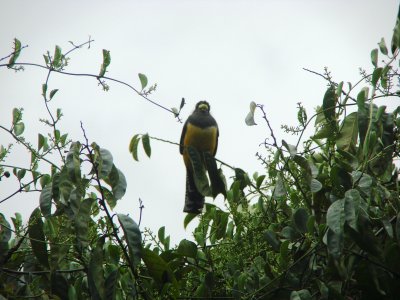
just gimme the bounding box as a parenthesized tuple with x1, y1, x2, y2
(1, 8, 400, 299)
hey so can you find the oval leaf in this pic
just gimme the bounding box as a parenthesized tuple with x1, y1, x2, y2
(117, 214, 142, 267)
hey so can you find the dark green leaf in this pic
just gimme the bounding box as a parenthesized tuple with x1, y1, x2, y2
(357, 87, 369, 146)
(396, 212, 400, 244)
(0, 213, 11, 255)
(158, 226, 165, 243)
(343, 189, 361, 231)
(177, 239, 198, 258)
(40, 184, 52, 218)
(51, 273, 69, 300)
(74, 198, 95, 247)
(391, 16, 400, 54)
(105, 269, 119, 300)
(322, 86, 336, 121)
(106, 165, 127, 201)
(129, 135, 140, 161)
(327, 199, 345, 235)
(292, 208, 309, 233)
(138, 73, 148, 90)
(281, 226, 298, 241)
(38, 133, 45, 151)
(28, 208, 49, 268)
(184, 213, 197, 229)
(326, 228, 343, 259)
(264, 230, 280, 252)
(49, 89, 59, 100)
(66, 142, 81, 184)
(118, 214, 142, 267)
(382, 218, 393, 238)
(187, 146, 211, 196)
(88, 236, 105, 300)
(256, 175, 266, 189)
(290, 289, 312, 300)
(371, 48, 378, 67)
(141, 133, 151, 158)
(371, 67, 383, 87)
(336, 112, 358, 151)
(142, 248, 177, 287)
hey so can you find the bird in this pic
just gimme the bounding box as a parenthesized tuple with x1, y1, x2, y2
(180, 101, 219, 214)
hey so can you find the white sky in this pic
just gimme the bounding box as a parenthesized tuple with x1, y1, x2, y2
(1, 0, 398, 244)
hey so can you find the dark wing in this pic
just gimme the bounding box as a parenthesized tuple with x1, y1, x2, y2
(180, 120, 188, 154)
(213, 125, 219, 156)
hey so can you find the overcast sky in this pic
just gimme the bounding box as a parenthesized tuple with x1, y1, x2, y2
(1, 0, 398, 244)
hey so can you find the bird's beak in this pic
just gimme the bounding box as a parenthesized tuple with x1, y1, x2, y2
(198, 104, 208, 111)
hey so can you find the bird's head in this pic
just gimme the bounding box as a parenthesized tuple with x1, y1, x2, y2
(195, 101, 210, 113)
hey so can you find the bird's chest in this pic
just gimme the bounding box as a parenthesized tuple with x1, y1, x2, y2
(183, 123, 217, 152)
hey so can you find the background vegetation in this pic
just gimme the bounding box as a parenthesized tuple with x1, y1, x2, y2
(1, 7, 400, 300)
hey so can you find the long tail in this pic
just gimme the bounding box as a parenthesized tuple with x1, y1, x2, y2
(183, 170, 205, 214)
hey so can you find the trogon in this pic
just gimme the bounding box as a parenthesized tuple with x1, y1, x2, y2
(180, 101, 219, 214)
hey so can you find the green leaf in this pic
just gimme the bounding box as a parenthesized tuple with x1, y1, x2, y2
(371, 67, 383, 87)
(40, 184, 52, 218)
(158, 226, 165, 243)
(28, 208, 49, 268)
(138, 73, 148, 90)
(371, 48, 378, 67)
(187, 146, 211, 197)
(273, 172, 286, 199)
(105, 269, 118, 300)
(292, 208, 309, 233)
(66, 142, 81, 184)
(106, 165, 127, 201)
(88, 236, 105, 300)
(38, 133, 45, 151)
(8, 38, 22, 67)
(396, 212, 400, 244)
(49, 89, 59, 100)
(391, 16, 400, 54)
(327, 199, 345, 235)
(142, 248, 176, 287)
(357, 87, 369, 146)
(326, 228, 343, 259)
(378, 37, 388, 55)
(98, 148, 113, 178)
(282, 140, 297, 157)
(310, 178, 322, 193)
(256, 175, 266, 189)
(74, 198, 95, 247)
(117, 214, 142, 267)
(336, 112, 358, 151)
(12, 107, 22, 124)
(129, 135, 140, 161)
(184, 213, 198, 229)
(53, 45, 62, 68)
(322, 86, 336, 121)
(13, 122, 25, 136)
(0, 213, 11, 255)
(99, 49, 111, 77)
(343, 189, 361, 231)
(141, 133, 151, 158)
(204, 152, 226, 198)
(51, 273, 69, 300)
(382, 218, 393, 238)
(264, 230, 280, 252)
(177, 239, 198, 258)
(245, 101, 257, 126)
(290, 289, 312, 300)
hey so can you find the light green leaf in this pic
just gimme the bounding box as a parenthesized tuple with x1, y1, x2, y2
(13, 122, 25, 136)
(106, 165, 127, 201)
(310, 178, 322, 193)
(343, 189, 361, 231)
(282, 140, 297, 157)
(336, 112, 358, 151)
(378, 37, 388, 55)
(245, 101, 257, 126)
(273, 172, 286, 199)
(98, 148, 113, 178)
(372, 67, 383, 87)
(8, 38, 22, 67)
(138, 73, 148, 90)
(53, 45, 62, 68)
